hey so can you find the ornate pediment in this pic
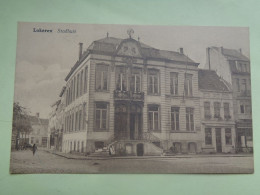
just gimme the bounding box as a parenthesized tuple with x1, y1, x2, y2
(116, 40, 143, 58)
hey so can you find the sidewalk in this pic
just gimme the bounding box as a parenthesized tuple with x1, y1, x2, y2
(43, 149, 253, 160)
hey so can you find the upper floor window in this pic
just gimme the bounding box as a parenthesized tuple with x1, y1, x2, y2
(186, 108, 194, 131)
(116, 67, 127, 91)
(171, 107, 179, 131)
(131, 68, 141, 93)
(204, 102, 211, 119)
(148, 105, 160, 131)
(214, 102, 221, 118)
(80, 70, 83, 96)
(148, 69, 159, 95)
(84, 67, 88, 93)
(184, 74, 193, 96)
(236, 78, 240, 92)
(224, 103, 231, 119)
(95, 102, 108, 130)
(76, 74, 80, 97)
(96, 65, 108, 91)
(170, 72, 178, 95)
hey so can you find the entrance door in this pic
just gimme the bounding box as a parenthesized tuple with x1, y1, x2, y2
(115, 104, 128, 139)
(137, 143, 144, 156)
(130, 113, 141, 140)
(215, 128, 222, 153)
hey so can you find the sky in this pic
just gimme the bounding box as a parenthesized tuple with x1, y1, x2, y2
(14, 22, 250, 118)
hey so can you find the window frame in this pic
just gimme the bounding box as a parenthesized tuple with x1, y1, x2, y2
(170, 72, 178, 95)
(186, 107, 194, 131)
(95, 65, 109, 92)
(171, 107, 180, 131)
(148, 69, 160, 95)
(148, 105, 160, 131)
(94, 102, 109, 131)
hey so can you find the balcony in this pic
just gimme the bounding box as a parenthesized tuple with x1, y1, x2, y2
(114, 90, 144, 101)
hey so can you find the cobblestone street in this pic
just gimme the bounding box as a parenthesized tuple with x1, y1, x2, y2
(10, 149, 254, 174)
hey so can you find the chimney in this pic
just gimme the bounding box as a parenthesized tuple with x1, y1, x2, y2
(79, 42, 83, 60)
(239, 48, 242, 53)
(179, 48, 184, 54)
(36, 113, 39, 118)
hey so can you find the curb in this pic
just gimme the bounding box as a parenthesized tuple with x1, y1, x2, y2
(45, 150, 253, 161)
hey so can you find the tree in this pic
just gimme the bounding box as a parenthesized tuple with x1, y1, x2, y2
(12, 102, 32, 150)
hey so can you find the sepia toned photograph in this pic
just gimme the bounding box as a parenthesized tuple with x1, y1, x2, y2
(10, 22, 253, 174)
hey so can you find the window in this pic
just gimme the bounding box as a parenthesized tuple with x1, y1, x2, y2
(224, 103, 231, 119)
(242, 64, 247, 72)
(214, 102, 221, 118)
(240, 103, 252, 114)
(81, 141, 84, 153)
(76, 74, 80, 98)
(84, 67, 88, 93)
(75, 111, 79, 130)
(241, 79, 247, 92)
(73, 77, 76, 100)
(185, 74, 193, 96)
(80, 70, 83, 96)
(95, 102, 108, 130)
(186, 108, 194, 131)
(225, 128, 232, 145)
(148, 105, 160, 131)
(171, 107, 179, 131)
(78, 110, 82, 130)
(116, 67, 127, 91)
(31, 137, 34, 144)
(236, 62, 242, 72)
(71, 113, 74, 131)
(71, 80, 74, 102)
(204, 102, 211, 119)
(148, 69, 159, 95)
(131, 68, 141, 92)
(170, 72, 178, 95)
(240, 104, 245, 114)
(96, 65, 108, 91)
(74, 141, 76, 151)
(205, 128, 212, 145)
(236, 78, 240, 92)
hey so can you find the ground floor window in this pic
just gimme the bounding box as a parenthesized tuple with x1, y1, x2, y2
(205, 128, 212, 145)
(148, 105, 160, 131)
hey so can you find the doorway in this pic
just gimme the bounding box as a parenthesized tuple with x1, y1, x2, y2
(215, 128, 222, 153)
(137, 143, 144, 156)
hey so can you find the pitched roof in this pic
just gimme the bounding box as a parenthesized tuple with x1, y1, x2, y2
(198, 69, 229, 92)
(65, 36, 198, 81)
(28, 116, 49, 125)
(212, 47, 249, 61)
(89, 37, 196, 63)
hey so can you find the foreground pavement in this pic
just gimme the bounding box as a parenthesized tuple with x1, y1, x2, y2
(10, 149, 254, 174)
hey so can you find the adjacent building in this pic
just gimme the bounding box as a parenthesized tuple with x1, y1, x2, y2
(198, 70, 236, 153)
(205, 47, 253, 152)
(28, 113, 49, 147)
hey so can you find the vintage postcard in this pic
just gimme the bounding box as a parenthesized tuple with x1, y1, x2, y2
(10, 22, 253, 174)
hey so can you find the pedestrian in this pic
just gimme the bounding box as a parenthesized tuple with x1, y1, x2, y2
(32, 144, 37, 156)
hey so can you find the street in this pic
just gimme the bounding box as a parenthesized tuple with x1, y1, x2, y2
(10, 150, 254, 174)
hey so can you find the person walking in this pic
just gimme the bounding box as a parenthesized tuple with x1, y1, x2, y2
(32, 144, 37, 156)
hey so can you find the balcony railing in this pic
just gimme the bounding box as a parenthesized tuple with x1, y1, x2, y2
(114, 90, 144, 101)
